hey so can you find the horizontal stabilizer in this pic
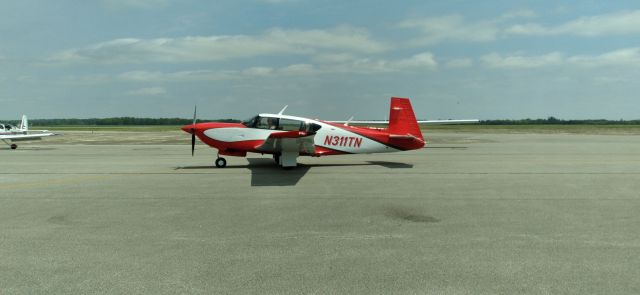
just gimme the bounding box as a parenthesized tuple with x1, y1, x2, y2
(389, 134, 423, 141)
(327, 119, 479, 125)
(417, 119, 479, 125)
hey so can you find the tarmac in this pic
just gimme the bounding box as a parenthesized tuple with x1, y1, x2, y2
(1, 132, 640, 294)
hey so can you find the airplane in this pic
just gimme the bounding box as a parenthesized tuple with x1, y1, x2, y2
(181, 97, 478, 168)
(0, 115, 57, 149)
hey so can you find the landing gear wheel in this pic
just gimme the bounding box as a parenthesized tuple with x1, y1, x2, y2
(215, 158, 227, 168)
(10, 144, 17, 150)
(273, 153, 280, 165)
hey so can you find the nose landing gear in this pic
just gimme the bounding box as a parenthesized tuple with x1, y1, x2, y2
(215, 157, 227, 168)
(10, 144, 17, 150)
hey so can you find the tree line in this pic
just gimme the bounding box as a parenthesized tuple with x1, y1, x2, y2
(481, 117, 640, 125)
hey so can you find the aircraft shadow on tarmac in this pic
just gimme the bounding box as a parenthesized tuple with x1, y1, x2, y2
(175, 158, 413, 187)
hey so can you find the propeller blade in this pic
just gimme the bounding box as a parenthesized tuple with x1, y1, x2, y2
(191, 133, 196, 156)
(191, 105, 197, 157)
(193, 105, 197, 125)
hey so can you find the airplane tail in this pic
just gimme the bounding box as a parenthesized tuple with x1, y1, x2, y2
(19, 115, 28, 131)
(388, 97, 424, 142)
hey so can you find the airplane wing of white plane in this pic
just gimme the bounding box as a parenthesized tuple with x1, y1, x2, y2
(0, 132, 57, 141)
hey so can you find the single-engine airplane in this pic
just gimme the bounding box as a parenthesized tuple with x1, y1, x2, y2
(1, 115, 57, 149)
(182, 97, 478, 168)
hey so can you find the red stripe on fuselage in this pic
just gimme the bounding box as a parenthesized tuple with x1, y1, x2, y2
(314, 146, 350, 156)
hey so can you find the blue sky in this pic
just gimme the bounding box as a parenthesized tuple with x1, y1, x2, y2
(1, 0, 639, 120)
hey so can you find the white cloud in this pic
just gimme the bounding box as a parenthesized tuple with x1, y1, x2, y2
(49, 26, 389, 65)
(397, 10, 536, 46)
(312, 53, 355, 64)
(506, 10, 640, 36)
(402, 10, 640, 45)
(568, 47, 640, 67)
(127, 86, 166, 96)
(481, 52, 565, 68)
(392, 52, 438, 69)
(399, 15, 499, 45)
(498, 9, 537, 21)
(116, 51, 439, 82)
(481, 48, 640, 69)
(119, 70, 238, 82)
(242, 67, 274, 76)
(446, 58, 473, 68)
(278, 64, 317, 75)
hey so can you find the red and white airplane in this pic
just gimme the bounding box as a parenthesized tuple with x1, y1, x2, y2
(182, 97, 477, 168)
(1, 115, 57, 149)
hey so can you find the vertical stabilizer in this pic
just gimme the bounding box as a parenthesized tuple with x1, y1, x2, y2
(388, 97, 423, 141)
(20, 115, 28, 131)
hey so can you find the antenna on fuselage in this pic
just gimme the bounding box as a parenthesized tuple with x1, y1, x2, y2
(344, 116, 354, 126)
(277, 105, 288, 115)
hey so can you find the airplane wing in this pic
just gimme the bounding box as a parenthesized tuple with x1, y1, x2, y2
(255, 130, 316, 155)
(328, 119, 479, 125)
(0, 132, 57, 142)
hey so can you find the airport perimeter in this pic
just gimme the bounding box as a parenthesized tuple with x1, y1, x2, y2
(2, 132, 639, 294)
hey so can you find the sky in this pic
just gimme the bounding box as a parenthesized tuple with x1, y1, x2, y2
(1, 0, 640, 120)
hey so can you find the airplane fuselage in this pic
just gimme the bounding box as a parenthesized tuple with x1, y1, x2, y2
(185, 114, 424, 157)
(182, 97, 428, 167)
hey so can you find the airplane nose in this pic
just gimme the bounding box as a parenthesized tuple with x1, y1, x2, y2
(181, 124, 195, 134)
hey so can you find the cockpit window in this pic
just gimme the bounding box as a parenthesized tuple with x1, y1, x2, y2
(242, 116, 258, 127)
(278, 118, 303, 131)
(256, 117, 278, 130)
(243, 116, 319, 132)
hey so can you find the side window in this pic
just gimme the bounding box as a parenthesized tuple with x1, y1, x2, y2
(278, 118, 303, 131)
(256, 117, 279, 129)
(256, 117, 269, 129)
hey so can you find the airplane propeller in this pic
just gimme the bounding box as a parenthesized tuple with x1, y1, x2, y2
(191, 105, 196, 156)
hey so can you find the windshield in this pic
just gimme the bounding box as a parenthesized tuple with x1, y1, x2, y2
(242, 116, 258, 127)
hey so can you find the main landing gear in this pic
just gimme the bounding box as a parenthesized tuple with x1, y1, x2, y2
(215, 157, 227, 168)
(2, 140, 17, 149)
(273, 152, 298, 169)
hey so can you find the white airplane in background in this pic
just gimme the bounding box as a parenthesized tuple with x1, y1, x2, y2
(0, 115, 57, 149)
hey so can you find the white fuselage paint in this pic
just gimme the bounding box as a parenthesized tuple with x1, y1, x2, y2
(312, 121, 397, 154)
(202, 114, 399, 154)
(204, 127, 279, 143)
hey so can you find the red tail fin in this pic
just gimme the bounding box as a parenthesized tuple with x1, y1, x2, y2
(388, 97, 424, 142)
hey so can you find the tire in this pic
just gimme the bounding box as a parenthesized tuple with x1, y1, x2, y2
(215, 158, 227, 168)
(10, 144, 17, 150)
(273, 153, 280, 164)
